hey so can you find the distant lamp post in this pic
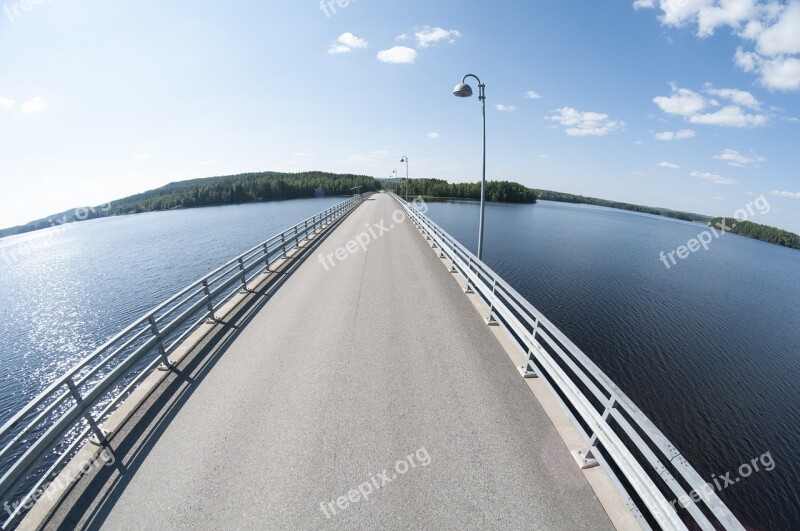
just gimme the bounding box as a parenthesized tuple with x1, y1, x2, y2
(400, 156, 409, 202)
(453, 74, 487, 260)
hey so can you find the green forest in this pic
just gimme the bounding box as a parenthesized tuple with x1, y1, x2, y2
(709, 218, 800, 249)
(385, 178, 537, 203)
(0, 171, 380, 238)
(107, 171, 380, 215)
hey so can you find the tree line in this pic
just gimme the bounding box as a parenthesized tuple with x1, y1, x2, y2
(385, 178, 537, 203)
(0, 172, 380, 238)
(533, 189, 711, 223)
(709, 218, 800, 250)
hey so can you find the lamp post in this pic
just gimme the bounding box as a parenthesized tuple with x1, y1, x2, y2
(453, 74, 487, 261)
(391, 169, 397, 194)
(400, 156, 409, 202)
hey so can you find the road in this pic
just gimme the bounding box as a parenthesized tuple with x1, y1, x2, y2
(46, 193, 614, 530)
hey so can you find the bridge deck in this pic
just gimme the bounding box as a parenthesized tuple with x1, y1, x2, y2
(39, 193, 615, 529)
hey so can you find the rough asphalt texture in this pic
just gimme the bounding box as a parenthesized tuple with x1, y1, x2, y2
(64, 194, 614, 530)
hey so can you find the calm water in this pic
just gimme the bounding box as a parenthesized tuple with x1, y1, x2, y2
(426, 199, 800, 530)
(0, 197, 344, 427)
(1, 197, 798, 528)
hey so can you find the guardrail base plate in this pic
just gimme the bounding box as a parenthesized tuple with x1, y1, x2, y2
(572, 447, 600, 469)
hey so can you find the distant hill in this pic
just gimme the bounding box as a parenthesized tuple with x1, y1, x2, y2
(533, 189, 711, 223)
(709, 218, 800, 250)
(0, 171, 380, 239)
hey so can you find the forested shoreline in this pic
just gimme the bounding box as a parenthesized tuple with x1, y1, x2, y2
(2, 172, 798, 251)
(709, 217, 800, 250)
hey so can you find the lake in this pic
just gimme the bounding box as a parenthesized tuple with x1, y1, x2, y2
(1, 196, 798, 528)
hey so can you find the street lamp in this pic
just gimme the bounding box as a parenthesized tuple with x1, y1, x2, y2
(391, 169, 397, 194)
(400, 156, 409, 202)
(453, 74, 487, 260)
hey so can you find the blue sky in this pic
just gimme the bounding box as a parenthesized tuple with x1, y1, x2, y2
(1, 0, 798, 232)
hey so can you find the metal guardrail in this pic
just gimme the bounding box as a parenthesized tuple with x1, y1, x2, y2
(391, 193, 743, 531)
(0, 195, 364, 529)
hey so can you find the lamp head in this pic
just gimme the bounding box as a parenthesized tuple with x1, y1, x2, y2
(453, 82, 473, 98)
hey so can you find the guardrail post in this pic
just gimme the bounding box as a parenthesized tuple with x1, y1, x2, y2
(238, 258, 248, 293)
(148, 316, 174, 372)
(485, 279, 499, 326)
(575, 391, 608, 469)
(202, 279, 217, 323)
(66, 378, 108, 446)
(262, 243, 271, 274)
(281, 233, 287, 258)
(464, 257, 475, 294)
(518, 320, 540, 379)
(449, 238, 458, 273)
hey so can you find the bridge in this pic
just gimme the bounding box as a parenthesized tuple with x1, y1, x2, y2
(1, 193, 743, 530)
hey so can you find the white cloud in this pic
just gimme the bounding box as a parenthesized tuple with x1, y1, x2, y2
(631, 170, 651, 177)
(770, 190, 800, 198)
(654, 129, 696, 140)
(755, 1, 800, 56)
(414, 27, 461, 48)
(638, 1, 800, 91)
(738, 52, 800, 91)
(0, 97, 16, 109)
(703, 83, 761, 108)
(20, 96, 47, 113)
(524, 91, 541, 99)
(496, 104, 518, 112)
(633, 0, 656, 10)
(688, 105, 768, 127)
(697, 0, 759, 37)
(200, 160, 216, 166)
(760, 55, 800, 90)
(427, 132, 440, 139)
(377, 46, 417, 64)
(329, 32, 368, 54)
(653, 84, 707, 116)
(657, 161, 681, 169)
(653, 83, 767, 126)
(713, 148, 766, 166)
(690, 170, 739, 185)
(546, 107, 624, 136)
